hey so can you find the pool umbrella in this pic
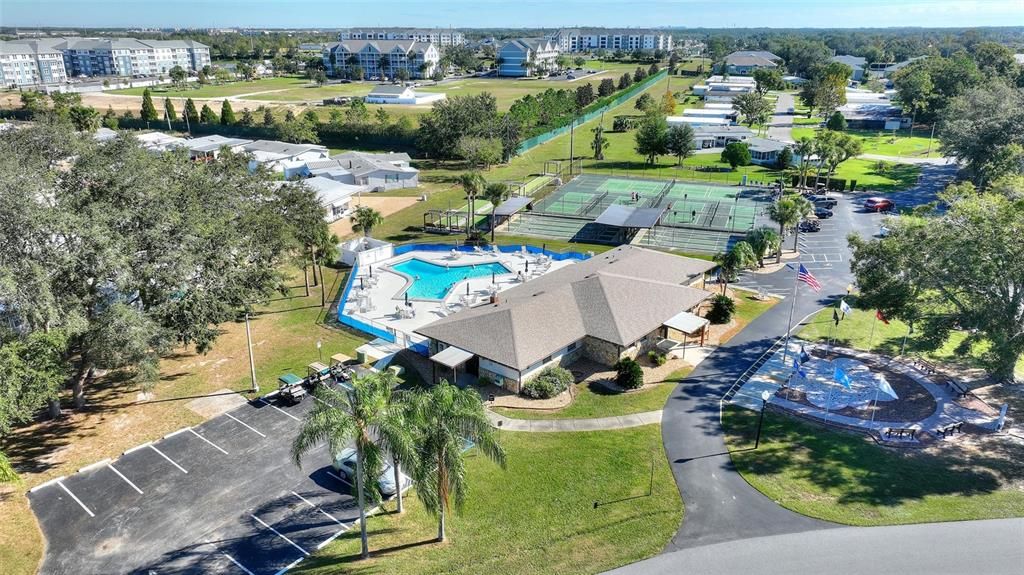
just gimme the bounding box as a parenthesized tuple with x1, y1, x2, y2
(369, 265, 373, 277)
(404, 292, 409, 306)
(360, 277, 365, 290)
(525, 260, 530, 272)
(492, 271, 496, 284)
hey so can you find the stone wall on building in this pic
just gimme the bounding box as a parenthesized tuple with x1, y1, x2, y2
(582, 336, 622, 366)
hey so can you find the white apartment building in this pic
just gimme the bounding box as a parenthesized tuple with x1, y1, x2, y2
(339, 28, 465, 47)
(549, 29, 673, 53)
(0, 41, 68, 87)
(497, 38, 561, 77)
(0, 37, 211, 86)
(323, 40, 440, 79)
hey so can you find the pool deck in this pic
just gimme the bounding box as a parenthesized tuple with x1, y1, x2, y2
(343, 248, 576, 341)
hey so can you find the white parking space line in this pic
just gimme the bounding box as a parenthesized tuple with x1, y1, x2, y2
(275, 556, 306, 575)
(225, 413, 266, 438)
(326, 470, 351, 486)
(291, 490, 345, 526)
(259, 398, 301, 422)
(57, 480, 95, 517)
(221, 552, 256, 575)
(149, 444, 188, 474)
(107, 463, 144, 494)
(316, 526, 350, 550)
(188, 428, 229, 455)
(251, 514, 310, 556)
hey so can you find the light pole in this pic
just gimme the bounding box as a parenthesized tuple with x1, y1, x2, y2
(755, 390, 771, 449)
(316, 339, 323, 363)
(245, 312, 258, 394)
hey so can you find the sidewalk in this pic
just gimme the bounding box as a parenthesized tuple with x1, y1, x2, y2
(486, 409, 662, 432)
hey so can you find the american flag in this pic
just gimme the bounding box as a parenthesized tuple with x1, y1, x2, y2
(797, 264, 822, 292)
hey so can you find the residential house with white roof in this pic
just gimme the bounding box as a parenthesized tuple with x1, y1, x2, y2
(284, 176, 365, 222)
(188, 135, 253, 160)
(134, 131, 189, 153)
(242, 140, 329, 174)
(831, 54, 867, 82)
(330, 151, 419, 191)
(723, 50, 782, 75)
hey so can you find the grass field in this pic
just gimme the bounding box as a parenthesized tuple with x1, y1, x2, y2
(723, 404, 1024, 525)
(0, 265, 373, 575)
(110, 76, 311, 98)
(293, 425, 682, 575)
(797, 301, 1024, 378)
(791, 126, 941, 158)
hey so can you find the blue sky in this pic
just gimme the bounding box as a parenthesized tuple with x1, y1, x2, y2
(2, 0, 1022, 29)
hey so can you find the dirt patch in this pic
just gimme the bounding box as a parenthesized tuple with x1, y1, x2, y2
(329, 195, 420, 239)
(185, 389, 251, 419)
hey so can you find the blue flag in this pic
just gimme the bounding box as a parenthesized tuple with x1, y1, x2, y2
(833, 365, 853, 389)
(799, 344, 810, 363)
(793, 357, 807, 379)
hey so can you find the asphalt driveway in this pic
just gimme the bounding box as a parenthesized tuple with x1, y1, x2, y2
(28, 392, 362, 575)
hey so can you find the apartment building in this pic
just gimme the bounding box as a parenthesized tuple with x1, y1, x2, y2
(0, 40, 68, 87)
(0, 37, 211, 86)
(549, 29, 674, 53)
(497, 38, 561, 77)
(339, 28, 465, 47)
(323, 40, 440, 79)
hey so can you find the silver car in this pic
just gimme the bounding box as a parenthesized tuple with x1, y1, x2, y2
(332, 448, 401, 497)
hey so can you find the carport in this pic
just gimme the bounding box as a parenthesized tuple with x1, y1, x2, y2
(594, 204, 667, 243)
(491, 196, 535, 239)
(430, 345, 474, 385)
(661, 310, 710, 357)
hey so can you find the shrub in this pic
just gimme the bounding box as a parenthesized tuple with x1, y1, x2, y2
(521, 366, 573, 399)
(614, 357, 644, 390)
(647, 350, 668, 366)
(477, 375, 493, 387)
(706, 294, 736, 324)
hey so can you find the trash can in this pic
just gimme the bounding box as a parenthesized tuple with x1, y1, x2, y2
(356, 350, 366, 365)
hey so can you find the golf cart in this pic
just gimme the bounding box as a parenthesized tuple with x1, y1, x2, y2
(278, 373, 306, 405)
(798, 215, 821, 232)
(306, 362, 332, 385)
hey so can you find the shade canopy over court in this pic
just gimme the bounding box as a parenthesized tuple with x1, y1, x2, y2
(493, 196, 534, 217)
(594, 204, 667, 228)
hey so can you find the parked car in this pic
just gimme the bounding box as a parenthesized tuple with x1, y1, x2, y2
(338, 78, 352, 84)
(807, 194, 837, 208)
(566, 74, 576, 80)
(798, 219, 821, 232)
(814, 206, 834, 219)
(864, 197, 896, 212)
(332, 448, 401, 497)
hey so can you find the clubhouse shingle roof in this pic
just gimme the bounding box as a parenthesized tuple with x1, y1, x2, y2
(415, 246, 714, 370)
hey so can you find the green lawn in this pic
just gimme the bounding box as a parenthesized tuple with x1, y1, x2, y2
(294, 425, 681, 575)
(492, 372, 683, 421)
(791, 126, 941, 158)
(797, 301, 1024, 378)
(109, 76, 310, 98)
(833, 158, 921, 193)
(723, 404, 1024, 525)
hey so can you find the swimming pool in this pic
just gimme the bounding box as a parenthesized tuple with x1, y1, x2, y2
(391, 258, 513, 300)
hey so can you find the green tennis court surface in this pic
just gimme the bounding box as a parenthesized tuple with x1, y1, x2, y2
(505, 173, 773, 254)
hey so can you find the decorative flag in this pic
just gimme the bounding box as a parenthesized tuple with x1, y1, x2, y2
(799, 344, 810, 363)
(875, 376, 899, 400)
(797, 264, 822, 292)
(833, 365, 853, 389)
(793, 357, 807, 379)
(876, 310, 890, 324)
(840, 299, 853, 316)
(833, 309, 841, 326)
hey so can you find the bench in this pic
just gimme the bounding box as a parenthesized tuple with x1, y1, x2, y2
(884, 427, 917, 440)
(913, 358, 971, 397)
(935, 421, 965, 438)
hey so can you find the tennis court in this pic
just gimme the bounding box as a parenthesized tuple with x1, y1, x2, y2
(506, 173, 774, 254)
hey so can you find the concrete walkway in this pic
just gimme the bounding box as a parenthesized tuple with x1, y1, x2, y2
(485, 409, 662, 432)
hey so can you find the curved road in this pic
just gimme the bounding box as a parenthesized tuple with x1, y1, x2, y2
(650, 161, 986, 562)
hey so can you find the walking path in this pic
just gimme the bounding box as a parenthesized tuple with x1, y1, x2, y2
(485, 409, 661, 432)
(767, 92, 795, 142)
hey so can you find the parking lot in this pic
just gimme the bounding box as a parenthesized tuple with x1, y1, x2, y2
(28, 392, 365, 575)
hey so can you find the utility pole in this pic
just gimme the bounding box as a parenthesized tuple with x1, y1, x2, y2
(245, 312, 258, 393)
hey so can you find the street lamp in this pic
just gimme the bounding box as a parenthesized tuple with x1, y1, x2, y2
(755, 390, 771, 449)
(316, 339, 323, 363)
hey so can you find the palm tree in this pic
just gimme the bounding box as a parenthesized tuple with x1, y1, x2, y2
(351, 205, 383, 237)
(406, 380, 506, 542)
(767, 198, 800, 264)
(714, 241, 757, 294)
(378, 55, 391, 80)
(745, 226, 781, 268)
(789, 195, 814, 254)
(291, 373, 414, 559)
(482, 181, 510, 242)
(591, 124, 609, 160)
(458, 172, 486, 238)
(793, 137, 815, 189)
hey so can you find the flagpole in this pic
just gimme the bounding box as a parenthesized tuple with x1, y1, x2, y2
(870, 386, 880, 423)
(782, 265, 800, 364)
(900, 324, 911, 357)
(824, 386, 832, 422)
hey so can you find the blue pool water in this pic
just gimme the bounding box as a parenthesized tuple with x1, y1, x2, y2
(391, 258, 512, 300)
